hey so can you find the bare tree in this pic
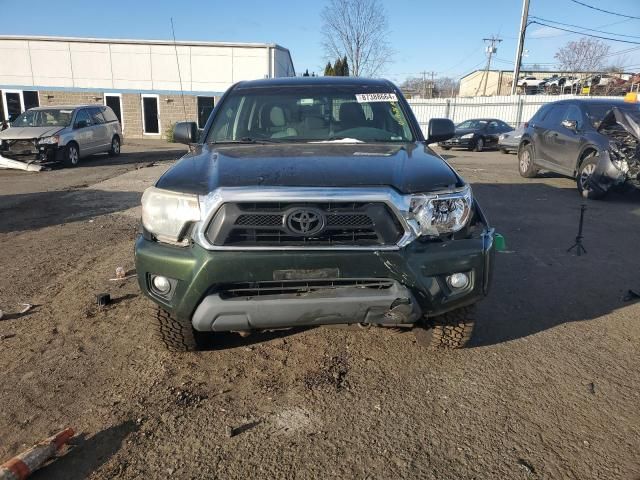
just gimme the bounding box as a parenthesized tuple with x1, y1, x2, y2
(554, 37, 611, 73)
(400, 76, 459, 98)
(321, 0, 393, 77)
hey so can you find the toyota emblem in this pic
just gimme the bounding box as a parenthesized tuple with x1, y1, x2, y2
(285, 208, 325, 236)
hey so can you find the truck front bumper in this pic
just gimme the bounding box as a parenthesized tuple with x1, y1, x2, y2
(135, 230, 495, 332)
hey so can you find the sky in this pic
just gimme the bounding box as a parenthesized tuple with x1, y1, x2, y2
(1, 0, 639, 83)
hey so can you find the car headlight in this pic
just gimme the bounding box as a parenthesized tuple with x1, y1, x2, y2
(409, 185, 473, 236)
(460, 133, 474, 139)
(38, 135, 59, 145)
(498, 134, 505, 140)
(141, 187, 201, 245)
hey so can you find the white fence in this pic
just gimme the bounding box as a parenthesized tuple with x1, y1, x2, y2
(407, 94, 619, 132)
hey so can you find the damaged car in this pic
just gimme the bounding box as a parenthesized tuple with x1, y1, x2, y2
(0, 105, 123, 170)
(518, 97, 640, 199)
(135, 77, 497, 352)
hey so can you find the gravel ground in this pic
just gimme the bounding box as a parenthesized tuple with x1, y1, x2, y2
(0, 144, 638, 479)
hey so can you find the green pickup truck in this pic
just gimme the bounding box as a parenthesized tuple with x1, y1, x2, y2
(135, 77, 496, 351)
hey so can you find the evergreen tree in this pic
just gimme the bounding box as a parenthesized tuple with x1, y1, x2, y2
(333, 58, 343, 76)
(303, 69, 310, 77)
(324, 61, 335, 76)
(341, 56, 349, 76)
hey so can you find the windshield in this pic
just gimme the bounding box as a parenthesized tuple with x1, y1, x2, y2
(585, 103, 640, 128)
(456, 119, 488, 130)
(206, 86, 415, 143)
(11, 109, 73, 128)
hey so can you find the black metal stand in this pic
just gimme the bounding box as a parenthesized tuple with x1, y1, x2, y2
(567, 204, 587, 256)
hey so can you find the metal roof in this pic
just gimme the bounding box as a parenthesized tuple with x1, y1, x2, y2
(0, 35, 290, 52)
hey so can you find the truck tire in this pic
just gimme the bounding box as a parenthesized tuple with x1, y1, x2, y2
(151, 305, 201, 352)
(414, 305, 476, 349)
(63, 142, 80, 168)
(518, 143, 539, 178)
(576, 153, 605, 200)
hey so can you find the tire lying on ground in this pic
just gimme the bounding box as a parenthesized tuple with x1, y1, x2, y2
(413, 305, 476, 349)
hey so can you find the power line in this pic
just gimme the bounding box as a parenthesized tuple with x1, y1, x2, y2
(529, 21, 640, 45)
(568, 0, 640, 21)
(530, 16, 640, 39)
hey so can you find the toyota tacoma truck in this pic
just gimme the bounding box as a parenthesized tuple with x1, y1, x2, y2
(135, 77, 496, 352)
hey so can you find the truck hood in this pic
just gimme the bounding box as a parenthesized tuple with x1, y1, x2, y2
(156, 142, 463, 195)
(0, 126, 63, 140)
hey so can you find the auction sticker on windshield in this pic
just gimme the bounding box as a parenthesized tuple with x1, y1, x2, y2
(355, 93, 398, 103)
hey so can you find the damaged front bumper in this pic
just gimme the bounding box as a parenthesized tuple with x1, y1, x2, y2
(135, 229, 495, 332)
(589, 107, 640, 194)
(0, 140, 61, 171)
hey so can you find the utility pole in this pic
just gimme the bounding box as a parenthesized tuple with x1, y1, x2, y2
(481, 36, 502, 96)
(420, 70, 437, 98)
(511, 0, 530, 95)
(430, 71, 436, 98)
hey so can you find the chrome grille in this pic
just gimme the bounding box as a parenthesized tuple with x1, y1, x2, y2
(207, 201, 403, 247)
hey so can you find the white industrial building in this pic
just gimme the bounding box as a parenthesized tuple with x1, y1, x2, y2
(0, 35, 295, 138)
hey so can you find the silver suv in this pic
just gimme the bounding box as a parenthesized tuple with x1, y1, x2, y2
(0, 105, 123, 168)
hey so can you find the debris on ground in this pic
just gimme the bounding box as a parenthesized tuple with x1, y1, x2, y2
(136, 162, 158, 170)
(18, 304, 32, 315)
(517, 458, 536, 475)
(0, 333, 16, 341)
(0, 427, 74, 479)
(0, 155, 44, 172)
(96, 293, 111, 307)
(109, 268, 137, 281)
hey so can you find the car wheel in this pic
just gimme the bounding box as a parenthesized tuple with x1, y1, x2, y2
(518, 143, 539, 178)
(63, 142, 80, 168)
(108, 136, 121, 157)
(576, 153, 606, 200)
(473, 137, 484, 152)
(151, 304, 204, 352)
(500, 148, 508, 154)
(413, 305, 476, 349)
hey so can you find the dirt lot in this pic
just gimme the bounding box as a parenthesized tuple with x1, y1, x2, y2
(1, 143, 639, 479)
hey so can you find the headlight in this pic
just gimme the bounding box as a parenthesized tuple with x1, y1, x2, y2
(409, 185, 473, 236)
(38, 135, 59, 145)
(460, 133, 474, 139)
(498, 134, 505, 140)
(141, 187, 201, 245)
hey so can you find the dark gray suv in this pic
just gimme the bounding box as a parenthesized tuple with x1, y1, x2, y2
(517, 98, 640, 199)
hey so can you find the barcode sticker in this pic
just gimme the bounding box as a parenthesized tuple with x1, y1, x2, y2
(355, 93, 398, 103)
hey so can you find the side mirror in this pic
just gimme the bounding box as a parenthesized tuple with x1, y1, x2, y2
(561, 119, 577, 131)
(75, 120, 88, 129)
(425, 118, 455, 144)
(173, 122, 198, 144)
